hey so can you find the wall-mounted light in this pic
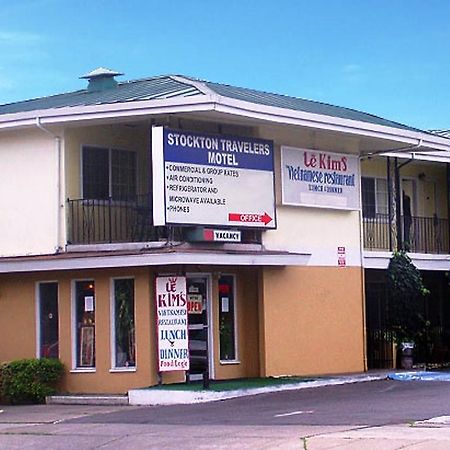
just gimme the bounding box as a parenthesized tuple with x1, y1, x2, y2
(418, 172, 426, 180)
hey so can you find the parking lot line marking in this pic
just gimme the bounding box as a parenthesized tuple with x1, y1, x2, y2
(274, 410, 314, 417)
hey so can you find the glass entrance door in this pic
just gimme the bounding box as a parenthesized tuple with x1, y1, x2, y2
(187, 276, 209, 380)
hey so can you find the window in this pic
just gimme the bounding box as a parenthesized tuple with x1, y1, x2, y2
(362, 177, 388, 218)
(112, 278, 136, 368)
(82, 146, 137, 200)
(37, 282, 59, 359)
(74, 280, 96, 368)
(218, 275, 237, 361)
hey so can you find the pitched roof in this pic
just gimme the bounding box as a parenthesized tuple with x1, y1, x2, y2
(0, 73, 422, 133)
(0, 76, 203, 115)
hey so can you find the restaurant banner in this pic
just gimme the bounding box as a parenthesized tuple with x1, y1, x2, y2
(281, 146, 360, 210)
(155, 276, 189, 372)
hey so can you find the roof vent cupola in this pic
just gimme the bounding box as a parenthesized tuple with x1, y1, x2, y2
(80, 67, 124, 92)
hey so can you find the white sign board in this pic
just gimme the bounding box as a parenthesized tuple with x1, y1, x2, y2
(155, 276, 189, 372)
(152, 127, 276, 228)
(281, 146, 360, 210)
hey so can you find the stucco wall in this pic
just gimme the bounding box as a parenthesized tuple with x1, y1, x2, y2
(259, 126, 363, 267)
(0, 266, 261, 393)
(0, 129, 59, 256)
(361, 157, 448, 218)
(259, 266, 365, 376)
(64, 124, 149, 200)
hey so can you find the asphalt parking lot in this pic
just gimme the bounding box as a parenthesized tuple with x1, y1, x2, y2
(1, 379, 450, 449)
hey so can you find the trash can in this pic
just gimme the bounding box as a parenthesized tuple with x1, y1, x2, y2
(400, 342, 414, 369)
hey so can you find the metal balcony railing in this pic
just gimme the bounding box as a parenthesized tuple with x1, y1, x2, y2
(363, 214, 450, 254)
(67, 195, 262, 245)
(67, 195, 171, 244)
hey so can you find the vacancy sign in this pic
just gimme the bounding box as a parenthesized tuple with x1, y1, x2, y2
(281, 146, 360, 210)
(156, 276, 189, 372)
(152, 127, 276, 228)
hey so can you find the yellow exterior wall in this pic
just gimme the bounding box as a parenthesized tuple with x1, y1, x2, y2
(260, 266, 365, 376)
(213, 268, 260, 380)
(361, 157, 448, 218)
(0, 266, 262, 393)
(64, 124, 149, 200)
(0, 268, 154, 394)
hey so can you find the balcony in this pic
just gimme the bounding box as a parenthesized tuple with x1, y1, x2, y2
(363, 214, 450, 254)
(67, 195, 173, 245)
(67, 195, 261, 246)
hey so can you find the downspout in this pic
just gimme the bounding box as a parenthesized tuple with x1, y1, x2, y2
(36, 118, 64, 252)
(357, 155, 368, 371)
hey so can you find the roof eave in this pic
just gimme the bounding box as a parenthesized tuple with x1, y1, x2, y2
(213, 96, 450, 154)
(1, 93, 449, 154)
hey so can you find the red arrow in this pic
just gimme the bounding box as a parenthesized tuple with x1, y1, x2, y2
(228, 212, 273, 226)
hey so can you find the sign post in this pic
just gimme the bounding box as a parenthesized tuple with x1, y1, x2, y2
(155, 276, 189, 373)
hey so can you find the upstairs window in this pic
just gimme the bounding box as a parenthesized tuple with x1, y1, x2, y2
(82, 146, 137, 200)
(362, 177, 388, 218)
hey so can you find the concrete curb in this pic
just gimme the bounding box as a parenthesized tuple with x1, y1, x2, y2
(46, 395, 128, 406)
(128, 374, 387, 406)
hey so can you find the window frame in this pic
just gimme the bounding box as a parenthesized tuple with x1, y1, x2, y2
(361, 176, 389, 219)
(80, 144, 138, 201)
(218, 273, 239, 364)
(71, 279, 96, 372)
(110, 277, 137, 372)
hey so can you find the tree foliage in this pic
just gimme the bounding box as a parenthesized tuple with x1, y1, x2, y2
(387, 251, 429, 343)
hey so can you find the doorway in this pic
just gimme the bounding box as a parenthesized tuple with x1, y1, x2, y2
(186, 275, 212, 380)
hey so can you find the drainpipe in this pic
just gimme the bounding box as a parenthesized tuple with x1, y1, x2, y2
(35, 118, 64, 252)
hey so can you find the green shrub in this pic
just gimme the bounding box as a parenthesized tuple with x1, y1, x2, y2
(0, 358, 64, 404)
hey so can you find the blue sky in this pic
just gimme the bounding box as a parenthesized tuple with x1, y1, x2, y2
(1, 0, 449, 131)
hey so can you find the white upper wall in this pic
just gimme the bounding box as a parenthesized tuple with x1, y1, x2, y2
(0, 129, 59, 256)
(259, 126, 363, 267)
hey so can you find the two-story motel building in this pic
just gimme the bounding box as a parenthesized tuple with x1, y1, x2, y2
(0, 69, 449, 393)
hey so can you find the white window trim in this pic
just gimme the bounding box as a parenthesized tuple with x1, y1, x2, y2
(80, 144, 138, 200)
(71, 279, 96, 370)
(362, 176, 389, 219)
(219, 273, 239, 364)
(110, 276, 137, 371)
(35, 280, 59, 359)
